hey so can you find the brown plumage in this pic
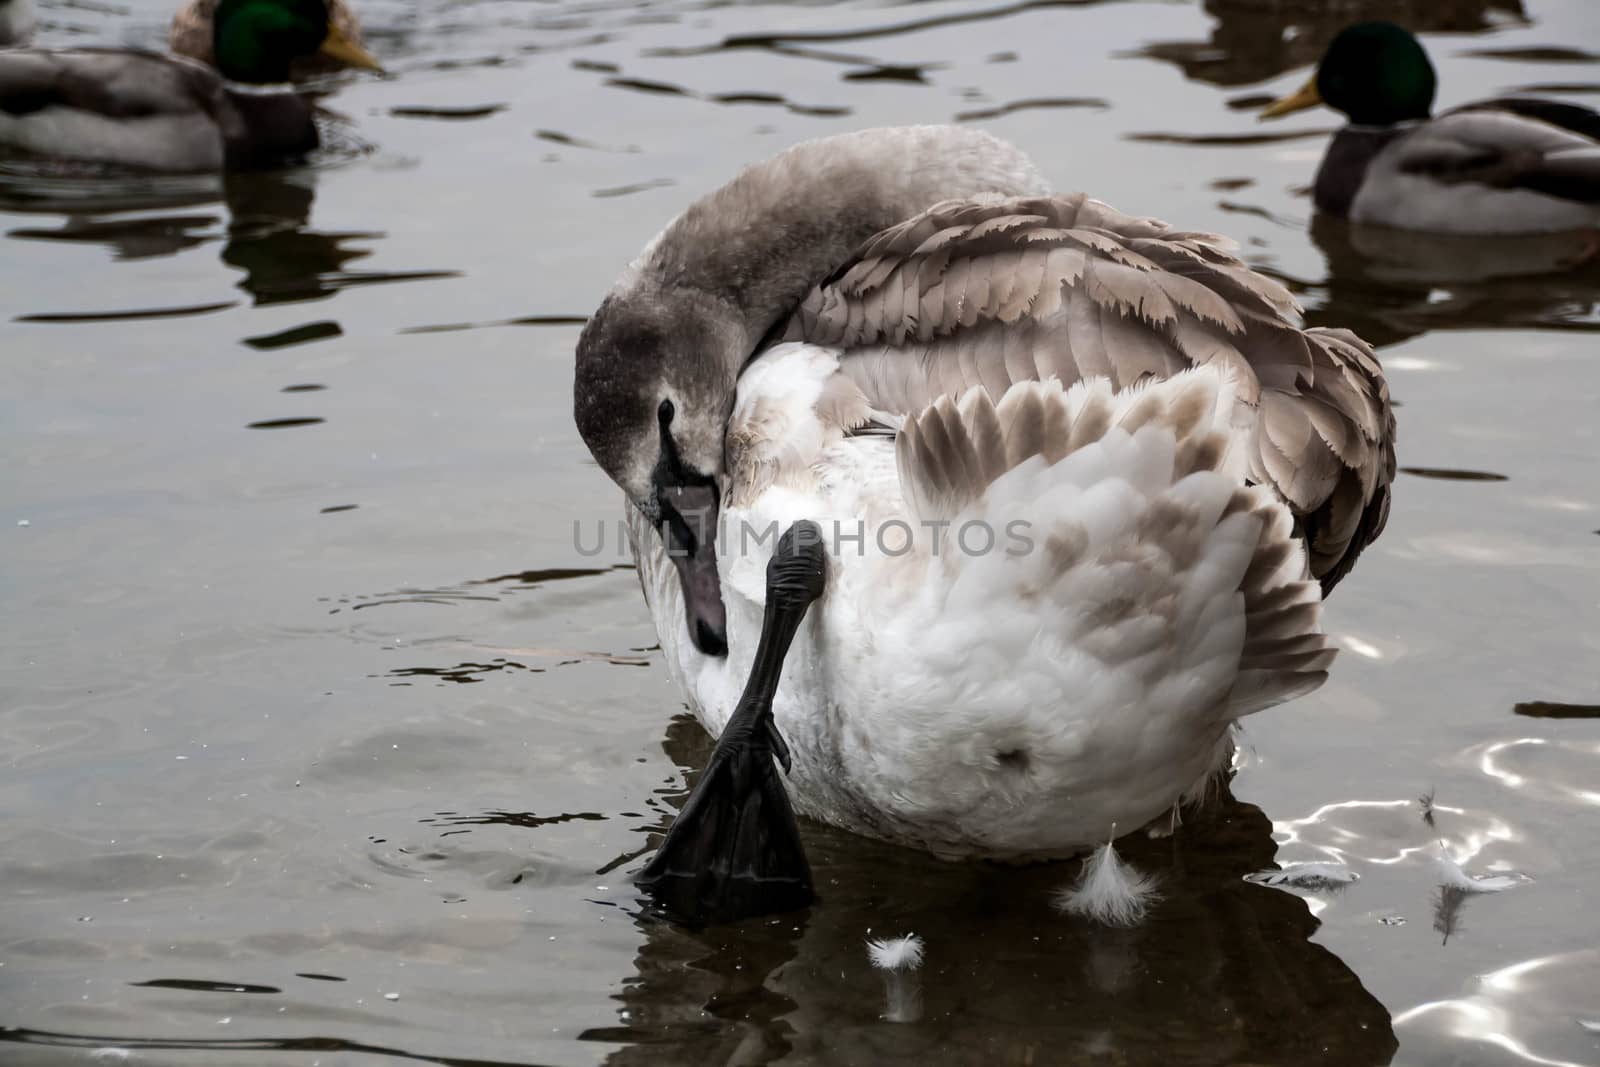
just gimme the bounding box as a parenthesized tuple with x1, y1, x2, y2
(780, 193, 1395, 593)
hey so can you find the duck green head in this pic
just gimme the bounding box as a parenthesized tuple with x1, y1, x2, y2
(213, 0, 381, 83)
(1261, 22, 1437, 126)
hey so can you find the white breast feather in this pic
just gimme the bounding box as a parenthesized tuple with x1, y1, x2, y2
(657, 345, 1332, 858)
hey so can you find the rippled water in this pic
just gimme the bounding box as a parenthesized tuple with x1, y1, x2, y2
(4, 0, 1599, 1063)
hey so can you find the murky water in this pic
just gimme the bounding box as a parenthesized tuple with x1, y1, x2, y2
(4, 0, 1599, 1063)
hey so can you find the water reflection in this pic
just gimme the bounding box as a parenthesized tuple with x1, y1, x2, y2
(221, 170, 458, 305)
(1296, 215, 1600, 347)
(5, 210, 219, 261)
(1, 165, 457, 307)
(0, 1026, 560, 1066)
(1136, 0, 1528, 88)
(589, 721, 1398, 1066)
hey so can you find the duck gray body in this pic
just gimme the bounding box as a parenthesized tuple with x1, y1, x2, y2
(1318, 101, 1600, 233)
(0, 48, 316, 171)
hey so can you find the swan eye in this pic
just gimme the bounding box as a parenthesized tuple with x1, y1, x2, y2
(658, 398, 675, 427)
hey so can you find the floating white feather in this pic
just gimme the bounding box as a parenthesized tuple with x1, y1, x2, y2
(1434, 848, 1529, 894)
(1054, 830, 1159, 926)
(866, 933, 925, 971)
(1246, 862, 1360, 891)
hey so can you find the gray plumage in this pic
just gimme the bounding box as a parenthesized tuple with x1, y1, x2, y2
(1319, 103, 1600, 232)
(0, 50, 318, 172)
(781, 192, 1395, 592)
(575, 126, 1051, 507)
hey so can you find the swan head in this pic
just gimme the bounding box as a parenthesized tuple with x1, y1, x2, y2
(575, 289, 742, 657)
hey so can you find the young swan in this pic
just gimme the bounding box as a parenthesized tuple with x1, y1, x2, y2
(577, 127, 1395, 925)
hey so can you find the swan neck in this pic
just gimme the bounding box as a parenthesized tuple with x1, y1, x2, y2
(628, 126, 1051, 360)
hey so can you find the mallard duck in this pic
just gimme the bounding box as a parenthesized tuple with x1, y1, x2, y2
(170, 0, 364, 80)
(1262, 21, 1600, 234)
(573, 126, 1396, 924)
(0, 0, 379, 172)
(0, 0, 34, 48)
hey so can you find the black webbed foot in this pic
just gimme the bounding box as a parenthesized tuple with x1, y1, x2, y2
(637, 521, 826, 926)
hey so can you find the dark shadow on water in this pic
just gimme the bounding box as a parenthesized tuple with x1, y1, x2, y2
(598, 74, 851, 119)
(0, 1027, 561, 1067)
(16, 300, 238, 324)
(382, 659, 546, 684)
(5, 210, 220, 261)
(1, 165, 456, 312)
(221, 171, 459, 305)
(424, 810, 606, 830)
(1282, 214, 1600, 348)
(1126, 127, 1335, 147)
(129, 978, 282, 994)
(535, 129, 641, 153)
(843, 63, 935, 84)
(586, 717, 1398, 1066)
(651, 0, 1110, 59)
(390, 104, 509, 120)
(956, 96, 1110, 122)
(400, 314, 587, 334)
(1400, 466, 1510, 482)
(244, 319, 343, 349)
(246, 416, 326, 429)
(1462, 45, 1600, 63)
(593, 178, 676, 199)
(1132, 0, 1528, 88)
(1513, 701, 1600, 719)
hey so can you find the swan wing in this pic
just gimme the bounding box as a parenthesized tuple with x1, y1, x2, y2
(892, 372, 1335, 721)
(780, 193, 1394, 591)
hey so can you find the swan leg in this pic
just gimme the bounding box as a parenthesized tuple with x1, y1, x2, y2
(637, 520, 825, 925)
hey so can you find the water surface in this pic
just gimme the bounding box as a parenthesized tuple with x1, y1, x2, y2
(4, 0, 1599, 1064)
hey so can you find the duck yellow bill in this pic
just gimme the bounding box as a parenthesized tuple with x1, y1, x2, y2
(318, 26, 383, 72)
(1260, 76, 1321, 120)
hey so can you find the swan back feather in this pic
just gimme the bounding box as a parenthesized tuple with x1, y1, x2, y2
(779, 192, 1395, 591)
